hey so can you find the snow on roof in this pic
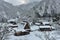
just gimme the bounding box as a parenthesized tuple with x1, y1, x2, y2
(11, 23, 26, 32)
(8, 19, 16, 22)
(7, 24, 18, 26)
(13, 28, 25, 32)
(7, 24, 13, 26)
(31, 25, 39, 30)
(42, 22, 50, 25)
(17, 23, 25, 29)
(39, 26, 52, 28)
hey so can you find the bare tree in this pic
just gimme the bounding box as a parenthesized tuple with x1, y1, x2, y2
(0, 23, 10, 40)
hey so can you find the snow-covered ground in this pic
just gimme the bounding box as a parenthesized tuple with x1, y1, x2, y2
(4, 23, 60, 40)
(6, 30, 60, 40)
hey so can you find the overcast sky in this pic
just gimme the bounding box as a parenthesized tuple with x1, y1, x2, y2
(4, 0, 41, 5)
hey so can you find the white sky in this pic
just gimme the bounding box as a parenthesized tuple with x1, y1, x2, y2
(4, 0, 41, 5)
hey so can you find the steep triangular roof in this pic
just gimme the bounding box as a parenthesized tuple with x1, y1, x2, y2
(24, 22, 30, 29)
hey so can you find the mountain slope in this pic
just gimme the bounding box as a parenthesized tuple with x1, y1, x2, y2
(0, 0, 40, 22)
(32, 0, 60, 17)
(16, 2, 40, 22)
(0, 0, 18, 19)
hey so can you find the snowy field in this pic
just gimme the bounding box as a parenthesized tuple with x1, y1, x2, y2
(6, 30, 60, 40)
(2, 23, 60, 40)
